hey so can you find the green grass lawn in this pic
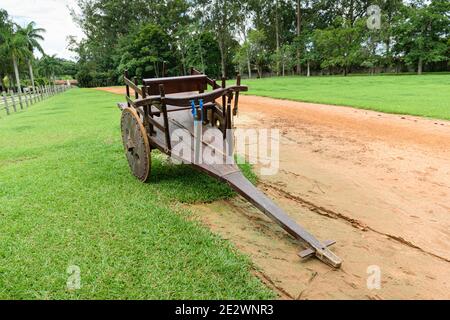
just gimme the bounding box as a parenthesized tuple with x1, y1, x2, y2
(243, 74, 450, 120)
(0, 89, 273, 299)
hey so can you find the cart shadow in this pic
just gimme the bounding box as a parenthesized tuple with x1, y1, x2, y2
(149, 159, 235, 203)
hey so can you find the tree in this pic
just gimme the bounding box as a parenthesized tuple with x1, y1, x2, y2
(296, 31, 317, 77)
(2, 24, 31, 93)
(37, 54, 62, 81)
(72, 0, 191, 78)
(314, 19, 365, 75)
(248, 29, 269, 78)
(250, 0, 296, 75)
(194, 0, 246, 78)
(0, 9, 13, 91)
(20, 21, 46, 93)
(393, 0, 449, 74)
(184, 30, 222, 78)
(59, 59, 78, 78)
(296, 0, 302, 75)
(117, 23, 176, 79)
(378, 0, 404, 69)
(361, 28, 383, 75)
(271, 44, 295, 76)
(234, 41, 252, 78)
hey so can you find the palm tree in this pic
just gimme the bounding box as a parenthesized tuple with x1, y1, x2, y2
(0, 10, 13, 91)
(2, 25, 30, 93)
(20, 22, 45, 93)
(38, 54, 61, 82)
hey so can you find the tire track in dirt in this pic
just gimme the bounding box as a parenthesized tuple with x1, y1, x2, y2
(252, 269, 296, 300)
(260, 181, 450, 264)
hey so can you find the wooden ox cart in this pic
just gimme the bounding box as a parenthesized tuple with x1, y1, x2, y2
(117, 69, 342, 268)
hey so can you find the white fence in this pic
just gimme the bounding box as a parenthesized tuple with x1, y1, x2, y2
(0, 84, 70, 117)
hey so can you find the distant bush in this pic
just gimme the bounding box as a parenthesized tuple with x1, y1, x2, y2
(76, 69, 116, 88)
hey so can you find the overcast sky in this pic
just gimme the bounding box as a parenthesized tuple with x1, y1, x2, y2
(1, 0, 85, 60)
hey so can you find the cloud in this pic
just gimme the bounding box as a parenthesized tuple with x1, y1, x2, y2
(1, 0, 85, 60)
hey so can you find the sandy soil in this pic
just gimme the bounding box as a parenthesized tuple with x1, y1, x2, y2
(98, 87, 450, 299)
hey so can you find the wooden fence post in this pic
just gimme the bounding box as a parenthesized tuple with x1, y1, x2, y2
(2, 92, 10, 115)
(24, 91, 30, 108)
(10, 92, 17, 112)
(28, 91, 33, 105)
(17, 91, 24, 109)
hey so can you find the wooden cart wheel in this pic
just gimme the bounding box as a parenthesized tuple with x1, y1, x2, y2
(121, 108, 151, 182)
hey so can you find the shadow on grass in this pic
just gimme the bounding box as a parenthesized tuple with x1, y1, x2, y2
(13, 125, 36, 132)
(147, 152, 257, 204)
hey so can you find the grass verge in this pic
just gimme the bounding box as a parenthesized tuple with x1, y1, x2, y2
(243, 74, 450, 120)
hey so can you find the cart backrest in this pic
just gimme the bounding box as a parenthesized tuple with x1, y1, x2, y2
(143, 75, 208, 95)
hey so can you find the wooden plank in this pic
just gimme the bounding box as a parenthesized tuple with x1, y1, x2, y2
(299, 240, 336, 258)
(144, 75, 208, 95)
(233, 74, 241, 115)
(144, 74, 206, 84)
(147, 115, 165, 132)
(190, 68, 203, 75)
(125, 95, 137, 107)
(159, 84, 171, 151)
(223, 172, 342, 268)
(124, 76, 142, 96)
(133, 86, 247, 108)
(133, 77, 139, 99)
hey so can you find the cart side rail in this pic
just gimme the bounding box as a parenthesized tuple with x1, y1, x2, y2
(130, 86, 247, 108)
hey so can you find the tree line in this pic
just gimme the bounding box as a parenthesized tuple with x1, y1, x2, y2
(73, 0, 449, 86)
(0, 9, 77, 93)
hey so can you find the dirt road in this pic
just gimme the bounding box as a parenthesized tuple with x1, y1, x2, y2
(99, 87, 450, 299)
